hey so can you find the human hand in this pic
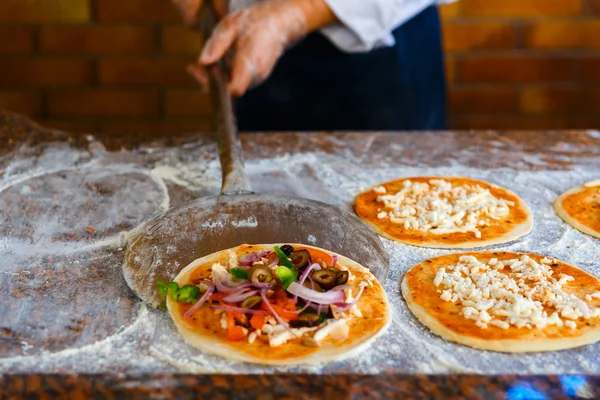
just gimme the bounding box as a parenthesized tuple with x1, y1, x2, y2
(170, 0, 228, 28)
(187, 0, 309, 96)
(185, 0, 335, 96)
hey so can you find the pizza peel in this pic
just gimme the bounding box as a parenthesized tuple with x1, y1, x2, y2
(122, 4, 389, 308)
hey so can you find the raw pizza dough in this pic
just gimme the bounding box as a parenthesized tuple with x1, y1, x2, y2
(166, 243, 391, 365)
(401, 252, 600, 352)
(354, 176, 533, 249)
(554, 180, 600, 239)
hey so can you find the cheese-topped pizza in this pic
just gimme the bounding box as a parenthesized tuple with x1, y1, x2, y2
(554, 180, 600, 239)
(402, 252, 600, 352)
(158, 243, 390, 365)
(354, 177, 533, 248)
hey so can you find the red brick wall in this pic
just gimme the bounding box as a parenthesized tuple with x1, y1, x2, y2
(0, 0, 599, 133)
(443, 0, 600, 130)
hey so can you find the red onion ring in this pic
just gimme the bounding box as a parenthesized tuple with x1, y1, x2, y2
(223, 289, 258, 303)
(286, 282, 345, 305)
(215, 280, 252, 293)
(292, 263, 321, 303)
(210, 305, 269, 315)
(239, 250, 270, 266)
(298, 263, 321, 286)
(184, 280, 214, 319)
(332, 284, 352, 291)
(260, 289, 296, 336)
(332, 285, 366, 312)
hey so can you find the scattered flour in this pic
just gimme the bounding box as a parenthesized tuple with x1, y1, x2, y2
(1, 135, 599, 375)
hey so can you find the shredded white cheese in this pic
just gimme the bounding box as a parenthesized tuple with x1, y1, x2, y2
(434, 255, 600, 329)
(373, 185, 387, 194)
(267, 325, 318, 347)
(227, 250, 239, 269)
(374, 179, 515, 238)
(313, 319, 350, 343)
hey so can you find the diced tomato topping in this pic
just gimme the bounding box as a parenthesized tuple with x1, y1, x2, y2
(261, 301, 298, 321)
(210, 292, 229, 302)
(226, 312, 246, 341)
(233, 311, 247, 326)
(296, 247, 334, 267)
(250, 313, 265, 330)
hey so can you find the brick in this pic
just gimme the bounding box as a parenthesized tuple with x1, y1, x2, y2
(457, 56, 576, 83)
(165, 90, 212, 116)
(0, 91, 41, 116)
(520, 88, 600, 113)
(570, 114, 600, 129)
(0, 28, 35, 55)
(450, 114, 569, 130)
(0, 0, 90, 23)
(40, 26, 155, 55)
(443, 23, 516, 52)
(99, 58, 192, 85)
(524, 22, 600, 49)
(96, 0, 179, 22)
(162, 26, 203, 55)
(439, 2, 461, 19)
(0, 60, 93, 88)
(48, 90, 159, 117)
(581, 58, 600, 81)
(585, 0, 600, 15)
(445, 57, 456, 84)
(449, 88, 517, 113)
(40, 120, 100, 134)
(461, 0, 582, 18)
(102, 120, 211, 134)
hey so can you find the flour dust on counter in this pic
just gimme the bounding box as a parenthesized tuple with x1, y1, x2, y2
(1, 123, 600, 374)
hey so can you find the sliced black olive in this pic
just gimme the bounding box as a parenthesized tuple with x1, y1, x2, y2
(290, 250, 310, 268)
(336, 270, 349, 286)
(290, 313, 320, 328)
(280, 244, 294, 256)
(302, 279, 323, 292)
(249, 265, 274, 284)
(241, 295, 262, 309)
(312, 269, 338, 290)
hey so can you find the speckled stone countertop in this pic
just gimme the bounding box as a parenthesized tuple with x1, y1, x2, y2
(1, 110, 599, 399)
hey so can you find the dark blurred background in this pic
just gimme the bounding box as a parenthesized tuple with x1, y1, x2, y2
(0, 0, 599, 134)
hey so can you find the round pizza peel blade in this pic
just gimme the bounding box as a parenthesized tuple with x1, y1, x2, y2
(121, 5, 389, 308)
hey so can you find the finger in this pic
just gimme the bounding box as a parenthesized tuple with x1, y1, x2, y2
(186, 64, 210, 92)
(172, 0, 202, 28)
(228, 54, 255, 97)
(200, 12, 242, 65)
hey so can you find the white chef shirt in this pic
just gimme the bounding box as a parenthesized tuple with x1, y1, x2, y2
(230, 0, 454, 53)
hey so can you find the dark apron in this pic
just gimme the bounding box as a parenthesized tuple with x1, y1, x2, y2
(235, 5, 446, 131)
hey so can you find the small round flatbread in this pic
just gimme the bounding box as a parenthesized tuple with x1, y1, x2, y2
(354, 176, 533, 249)
(554, 180, 600, 239)
(166, 243, 391, 365)
(401, 252, 600, 352)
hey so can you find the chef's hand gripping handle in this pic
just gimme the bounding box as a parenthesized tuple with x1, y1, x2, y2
(200, 2, 253, 196)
